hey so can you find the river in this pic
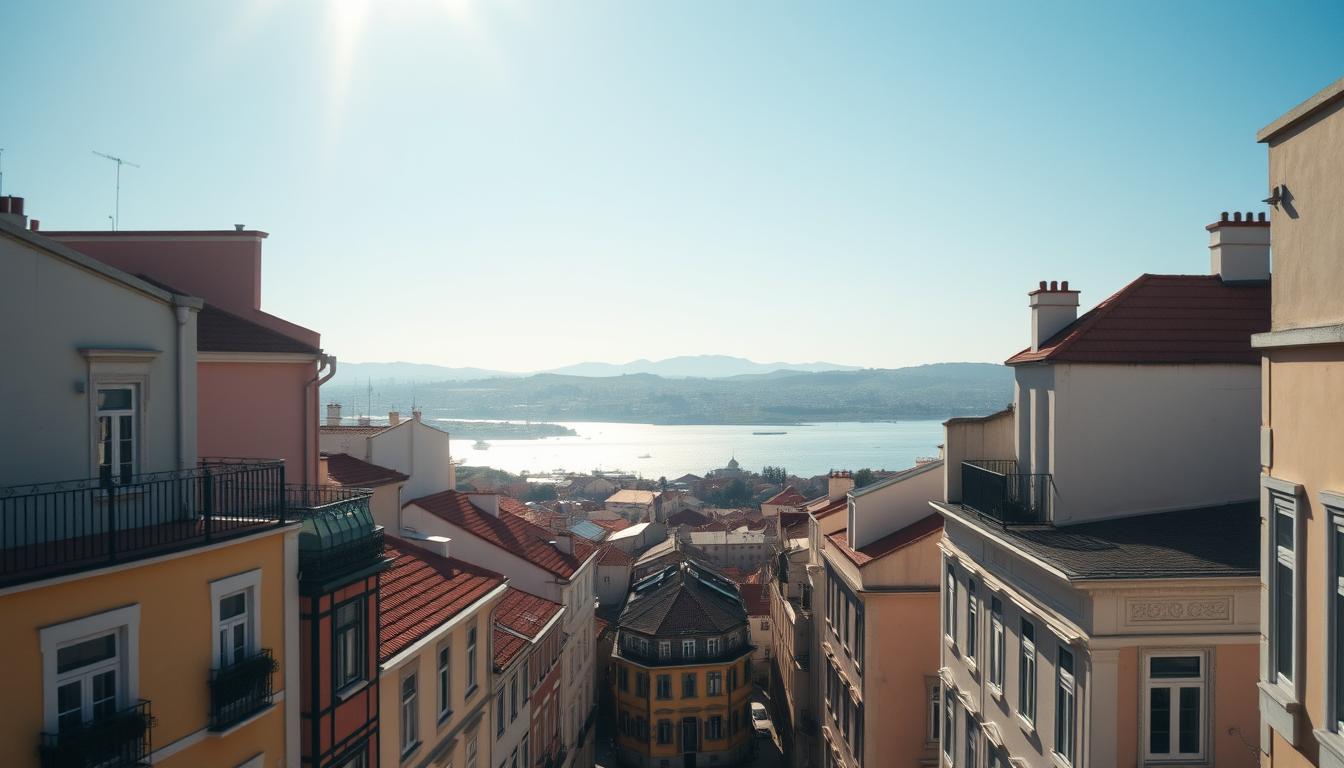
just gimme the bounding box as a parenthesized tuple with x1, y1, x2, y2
(442, 420, 945, 479)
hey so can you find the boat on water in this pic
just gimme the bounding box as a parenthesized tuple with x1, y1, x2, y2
(473, 440, 490, 450)
(752, 431, 787, 436)
(637, 453, 652, 459)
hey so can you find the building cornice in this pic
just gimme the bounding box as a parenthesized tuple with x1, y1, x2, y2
(1252, 323, 1344, 350)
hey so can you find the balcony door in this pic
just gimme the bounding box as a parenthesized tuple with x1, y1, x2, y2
(55, 632, 121, 731)
(681, 716, 699, 752)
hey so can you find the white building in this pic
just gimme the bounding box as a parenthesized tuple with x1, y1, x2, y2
(320, 405, 456, 505)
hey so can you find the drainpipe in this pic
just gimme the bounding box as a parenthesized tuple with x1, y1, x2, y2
(304, 354, 337, 485)
(172, 297, 200, 471)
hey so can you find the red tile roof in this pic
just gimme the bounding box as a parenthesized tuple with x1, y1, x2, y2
(666, 509, 713, 527)
(379, 539, 505, 662)
(1005, 275, 1269, 366)
(592, 518, 633, 532)
(407, 490, 597, 579)
(319, 424, 395, 436)
(324, 453, 408, 487)
(811, 497, 848, 520)
(738, 583, 770, 616)
(493, 586, 563, 670)
(597, 545, 635, 567)
(826, 514, 944, 567)
(763, 486, 807, 507)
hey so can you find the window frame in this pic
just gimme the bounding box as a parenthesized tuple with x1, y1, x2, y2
(943, 686, 956, 764)
(401, 670, 420, 757)
(210, 569, 262, 671)
(40, 605, 141, 733)
(965, 710, 979, 768)
(1270, 487, 1300, 691)
(1018, 618, 1037, 726)
(989, 596, 1005, 693)
(926, 678, 941, 746)
(94, 384, 139, 484)
(966, 579, 978, 664)
(467, 626, 479, 695)
(1054, 644, 1076, 765)
(1141, 649, 1208, 763)
(1327, 495, 1344, 740)
(334, 597, 367, 693)
(437, 644, 453, 723)
(946, 563, 958, 647)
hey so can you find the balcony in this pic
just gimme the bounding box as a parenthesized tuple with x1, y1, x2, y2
(0, 460, 286, 587)
(209, 648, 276, 731)
(39, 699, 154, 768)
(290, 485, 386, 591)
(961, 460, 1052, 525)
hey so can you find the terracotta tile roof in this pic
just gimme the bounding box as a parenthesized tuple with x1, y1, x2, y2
(592, 518, 633, 532)
(1005, 275, 1270, 366)
(763, 485, 807, 507)
(810, 497, 848, 520)
(378, 539, 505, 662)
(826, 514, 944, 567)
(406, 490, 597, 579)
(320, 424, 393, 437)
(493, 586, 563, 670)
(738, 583, 770, 616)
(324, 453, 408, 487)
(666, 509, 712, 527)
(597, 545, 635, 567)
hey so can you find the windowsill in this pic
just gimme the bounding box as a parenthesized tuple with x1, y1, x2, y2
(1314, 728, 1344, 768)
(438, 710, 454, 727)
(1049, 750, 1072, 768)
(965, 657, 978, 675)
(1257, 680, 1300, 747)
(944, 636, 959, 656)
(335, 679, 369, 702)
(465, 684, 479, 700)
(1017, 714, 1036, 738)
(400, 741, 422, 762)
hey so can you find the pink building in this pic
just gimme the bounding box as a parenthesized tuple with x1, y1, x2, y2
(48, 229, 331, 484)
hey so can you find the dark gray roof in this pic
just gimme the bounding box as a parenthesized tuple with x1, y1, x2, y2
(618, 562, 747, 637)
(945, 501, 1259, 580)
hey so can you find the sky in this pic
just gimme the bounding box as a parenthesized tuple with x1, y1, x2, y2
(3, 1, 1342, 372)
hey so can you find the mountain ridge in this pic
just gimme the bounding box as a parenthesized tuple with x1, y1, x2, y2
(329, 354, 862, 385)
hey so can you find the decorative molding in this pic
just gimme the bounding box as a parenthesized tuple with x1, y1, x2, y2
(79, 347, 161, 362)
(1125, 597, 1232, 624)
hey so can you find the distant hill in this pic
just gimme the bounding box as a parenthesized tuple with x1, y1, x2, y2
(330, 355, 859, 386)
(321, 362, 1013, 425)
(330, 361, 518, 386)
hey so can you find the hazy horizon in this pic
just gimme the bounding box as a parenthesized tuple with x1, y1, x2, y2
(4, 2, 1343, 370)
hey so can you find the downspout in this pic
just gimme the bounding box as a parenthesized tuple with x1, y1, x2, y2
(172, 297, 198, 471)
(305, 354, 337, 485)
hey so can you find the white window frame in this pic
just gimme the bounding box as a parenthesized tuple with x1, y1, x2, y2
(926, 678, 941, 746)
(946, 563, 958, 646)
(989, 596, 1005, 694)
(211, 569, 262, 669)
(965, 711, 980, 768)
(437, 644, 452, 722)
(682, 639, 696, 658)
(658, 640, 671, 659)
(401, 670, 420, 756)
(1270, 487, 1300, 690)
(334, 598, 366, 692)
(94, 384, 139, 484)
(1141, 649, 1208, 763)
(707, 637, 720, 656)
(467, 626, 478, 693)
(966, 579, 978, 664)
(40, 604, 141, 732)
(943, 687, 956, 764)
(1054, 644, 1076, 766)
(1019, 619, 1036, 726)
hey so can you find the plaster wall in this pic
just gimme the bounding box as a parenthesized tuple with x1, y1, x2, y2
(369, 420, 455, 501)
(597, 562, 631, 607)
(198, 360, 317, 484)
(943, 410, 1016, 504)
(862, 591, 940, 767)
(847, 461, 942, 550)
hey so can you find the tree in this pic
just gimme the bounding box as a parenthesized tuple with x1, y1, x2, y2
(710, 478, 752, 507)
(524, 483, 558, 502)
(761, 465, 788, 484)
(853, 468, 876, 489)
(659, 476, 668, 491)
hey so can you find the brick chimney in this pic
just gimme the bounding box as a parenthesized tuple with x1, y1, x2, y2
(1208, 211, 1270, 283)
(1029, 281, 1080, 352)
(325, 403, 342, 427)
(828, 470, 854, 501)
(388, 411, 401, 426)
(0, 196, 27, 229)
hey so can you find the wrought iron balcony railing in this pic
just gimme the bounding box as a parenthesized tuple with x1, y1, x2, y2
(38, 699, 154, 768)
(209, 648, 276, 731)
(290, 485, 385, 588)
(960, 460, 1052, 525)
(0, 461, 286, 587)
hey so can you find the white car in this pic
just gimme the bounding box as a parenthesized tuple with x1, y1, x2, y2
(750, 702, 773, 738)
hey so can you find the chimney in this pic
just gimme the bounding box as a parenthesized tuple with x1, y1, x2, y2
(357, 415, 372, 427)
(828, 470, 854, 501)
(468, 492, 500, 517)
(0, 196, 27, 229)
(1208, 211, 1270, 283)
(448, 459, 458, 491)
(1029, 280, 1080, 352)
(412, 410, 423, 423)
(325, 403, 343, 427)
(29, 219, 39, 232)
(388, 411, 401, 426)
(423, 535, 451, 559)
(552, 534, 573, 555)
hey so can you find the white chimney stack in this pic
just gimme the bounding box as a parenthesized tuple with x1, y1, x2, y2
(412, 410, 423, 423)
(325, 403, 343, 427)
(468, 492, 500, 517)
(1029, 281, 1080, 352)
(1208, 211, 1270, 283)
(402, 532, 452, 559)
(388, 411, 401, 426)
(552, 534, 573, 555)
(828, 470, 854, 502)
(357, 415, 372, 427)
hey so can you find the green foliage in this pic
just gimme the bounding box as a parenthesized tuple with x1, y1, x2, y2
(853, 468, 876, 488)
(709, 478, 752, 507)
(524, 484, 558, 502)
(760, 466, 788, 484)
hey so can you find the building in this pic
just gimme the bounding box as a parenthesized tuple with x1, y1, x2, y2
(376, 538, 507, 768)
(400, 490, 600, 767)
(683, 529, 771, 571)
(817, 460, 946, 768)
(0, 207, 369, 768)
(605, 489, 661, 523)
(492, 587, 565, 768)
(1252, 75, 1344, 768)
(324, 452, 409, 531)
(761, 486, 807, 519)
(320, 406, 456, 506)
(739, 583, 772, 685)
(930, 233, 1270, 767)
(597, 545, 636, 608)
(610, 562, 756, 768)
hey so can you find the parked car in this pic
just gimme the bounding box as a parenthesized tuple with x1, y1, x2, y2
(750, 702, 773, 738)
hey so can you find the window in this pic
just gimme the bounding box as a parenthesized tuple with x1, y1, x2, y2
(619, 666, 629, 692)
(467, 627, 479, 693)
(657, 719, 672, 744)
(522, 735, 529, 767)
(96, 386, 136, 484)
(438, 646, 452, 721)
(401, 673, 419, 754)
(966, 580, 978, 662)
(707, 637, 720, 656)
(335, 599, 365, 691)
(682, 672, 697, 698)
(1055, 645, 1075, 764)
(1271, 490, 1297, 687)
(1332, 505, 1344, 733)
(928, 680, 941, 743)
(946, 564, 958, 644)
(1144, 652, 1206, 762)
(217, 592, 249, 668)
(854, 610, 864, 672)
(989, 597, 1005, 691)
(728, 667, 738, 692)
(943, 687, 955, 763)
(658, 640, 671, 660)
(522, 660, 530, 700)
(636, 672, 648, 697)
(1018, 619, 1036, 724)
(55, 633, 120, 732)
(211, 569, 260, 670)
(496, 692, 505, 736)
(510, 675, 518, 721)
(682, 639, 696, 659)
(708, 671, 722, 695)
(965, 711, 979, 768)
(656, 674, 671, 699)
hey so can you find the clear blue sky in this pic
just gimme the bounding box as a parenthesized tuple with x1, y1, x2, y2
(3, 1, 1342, 371)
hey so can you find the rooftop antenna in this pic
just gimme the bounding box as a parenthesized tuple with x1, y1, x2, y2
(0, 148, 5, 196)
(92, 150, 140, 230)
(367, 378, 373, 420)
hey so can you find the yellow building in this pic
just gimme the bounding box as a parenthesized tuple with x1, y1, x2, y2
(611, 562, 755, 768)
(1253, 75, 1344, 768)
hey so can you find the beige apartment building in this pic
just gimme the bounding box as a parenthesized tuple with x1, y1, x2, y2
(1252, 75, 1344, 768)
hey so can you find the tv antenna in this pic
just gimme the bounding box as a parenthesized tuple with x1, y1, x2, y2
(0, 148, 6, 196)
(92, 150, 140, 230)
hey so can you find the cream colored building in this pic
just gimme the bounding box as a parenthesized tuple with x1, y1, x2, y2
(1251, 75, 1344, 768)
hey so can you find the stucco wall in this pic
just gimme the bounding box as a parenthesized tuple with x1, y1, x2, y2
(0, 233, 196, 486)
(943, 410, 1015, 504)
(198, 360, 316, 484)
(848, 461, 943, 550)
(864, 591, 940, 766)
(369, 420, 454, 501)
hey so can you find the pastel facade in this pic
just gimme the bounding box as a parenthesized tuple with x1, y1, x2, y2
(321, 409, 456, 511)
(1252, 76, 1344, 768)
(489, 587, 565, 768)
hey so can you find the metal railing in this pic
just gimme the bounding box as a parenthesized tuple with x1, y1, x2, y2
(961, 460, 1052, 525)
(209, 648, 276, 731)
(0, 461, 285, 586)
(288, 485, 384, 586)
(39, 699, 154, 768)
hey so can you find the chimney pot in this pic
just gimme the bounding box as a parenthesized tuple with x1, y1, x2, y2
(12, 197, 23, 216)
(1259, 212, 1266, 222)
(1234, 212, 1242, 222)
(1221, 211, 1229, 222)
(234, 224, 245, 232)
(29, 219, 39, 232)
(1208, 209, 1271, 282)
(1029, 280, 1081, 351)
(388, 411, 400, 426)
(1060, 280, 1069, 291)
(1038, 280, 1047, 290)
(325, 403, 343, 427)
